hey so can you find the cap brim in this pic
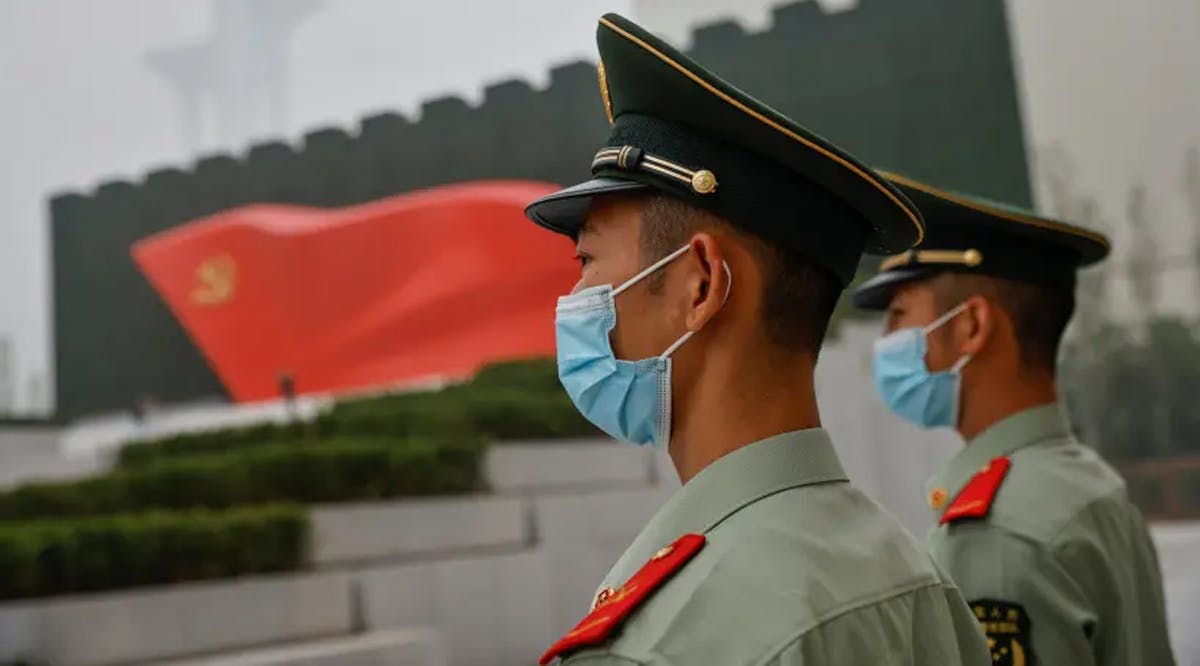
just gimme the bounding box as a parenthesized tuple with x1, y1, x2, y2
(851, 267, 937, 310)
(883, 172, 1110, 266)
(525, 178, 651, 236)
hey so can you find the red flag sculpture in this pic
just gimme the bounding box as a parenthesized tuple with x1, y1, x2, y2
(131, 181, 576, 402)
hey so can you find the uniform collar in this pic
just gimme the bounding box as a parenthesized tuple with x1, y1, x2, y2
(604, 429, 847, 585)
(925, 402, 1069, 517)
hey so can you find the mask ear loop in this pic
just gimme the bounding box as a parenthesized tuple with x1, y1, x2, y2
(612, 244, 691, 297)
(922, 301, 970, 335)
(660, 260, 733, 359)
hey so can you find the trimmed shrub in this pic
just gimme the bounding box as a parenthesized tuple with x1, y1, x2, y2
(114, 358, 592, 468)
(118, 420, 310, 467)
(315, 387, 479, 440)
(316, 387, 597, 442)
(467, 357, 561, 393)
(0, 504, 308, 600)
(0, 439, 484, 522)
(465, 389, 598, 440)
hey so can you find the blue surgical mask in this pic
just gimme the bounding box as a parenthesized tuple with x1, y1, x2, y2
(554, 245, 730, 448)
(872, 303, 971, 429)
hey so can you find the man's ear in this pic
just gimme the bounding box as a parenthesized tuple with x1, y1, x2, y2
(959, 294, 995, 356)
(681, 232, 730, 332)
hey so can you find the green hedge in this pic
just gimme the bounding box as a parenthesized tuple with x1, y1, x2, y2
(0, 504, 307, 600)
(316, 386, 597, 442)
(117, 420, 310, 467)
(117, 359, 595, 468)
(0, 439, 484, 522)
(468, 357, 562, 393)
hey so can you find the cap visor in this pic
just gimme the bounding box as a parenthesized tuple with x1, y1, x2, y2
(851, 267, 935, 310)
(525, 178, 650, 236)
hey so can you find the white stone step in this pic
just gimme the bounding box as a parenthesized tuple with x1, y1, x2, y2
(311, 496, 528, 566)
(0, 572, 352, 666)
(485, 440, 655, 492)
(154, 628, 446, 666)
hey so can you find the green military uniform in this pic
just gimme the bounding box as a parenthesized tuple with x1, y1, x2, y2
(925, 404, 1175, 666)
(853, 175, 1177, 666)
(525, 14, 989, 666)
(555, 430, 989, 664)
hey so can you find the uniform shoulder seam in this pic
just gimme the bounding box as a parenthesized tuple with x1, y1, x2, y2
(756, 576, 948, 663)
(1045, 487, 1129, 548)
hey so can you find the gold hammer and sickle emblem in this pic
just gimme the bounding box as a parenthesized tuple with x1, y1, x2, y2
(191, 253, 237, 306)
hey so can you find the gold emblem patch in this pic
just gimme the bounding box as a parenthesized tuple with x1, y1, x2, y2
(971, 599, 1031, 666)
(929, 487, 948, 510)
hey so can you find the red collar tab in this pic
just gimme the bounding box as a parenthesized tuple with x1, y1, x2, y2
(940, 456, 1011, 525)
(539, 533, 706, 665)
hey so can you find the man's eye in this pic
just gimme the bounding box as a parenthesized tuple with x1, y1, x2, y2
(574, 253, 590, 267)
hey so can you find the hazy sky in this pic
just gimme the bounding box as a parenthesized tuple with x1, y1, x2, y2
(0, 0, 632, 412)
(1, 0, 1197, 414)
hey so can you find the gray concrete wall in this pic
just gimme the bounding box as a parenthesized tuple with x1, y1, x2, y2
(0, 424, 100, 487)
(486, 440, 655, 493)
(311, 497, 528, 567)
(357, 549, 557, 666)
(1151, 522, 1200, 663)
(158, 629, 448, 666)
(0, 572, 352, 666)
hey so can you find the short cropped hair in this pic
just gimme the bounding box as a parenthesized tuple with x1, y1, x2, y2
(637, 195, 841, 354)
(931, 272, 1075, 373)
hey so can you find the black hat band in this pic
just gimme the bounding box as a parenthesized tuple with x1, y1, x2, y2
(592, 146, 718, 195)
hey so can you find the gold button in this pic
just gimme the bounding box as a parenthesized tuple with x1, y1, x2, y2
(592, 586, 615, 610)
(690, 170, 717, 194)
(929, 487, 948, 510)
(652, 545, 675, 560)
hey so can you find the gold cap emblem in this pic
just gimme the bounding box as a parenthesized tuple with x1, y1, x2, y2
(690, 170, 717, 194)
(652, 545, 675, 560)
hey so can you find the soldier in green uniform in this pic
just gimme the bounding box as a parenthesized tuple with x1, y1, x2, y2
(526, 14, 989, 666)
(853, 172, 1177, 665)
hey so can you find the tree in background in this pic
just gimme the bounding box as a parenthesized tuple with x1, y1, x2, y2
(1047, 145, 1200, 471)
(1185, 145, 1200, 296)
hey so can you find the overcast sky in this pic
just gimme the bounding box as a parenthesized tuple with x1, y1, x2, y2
(0, 0, 632, 412)
(1, 0, 1197, 414)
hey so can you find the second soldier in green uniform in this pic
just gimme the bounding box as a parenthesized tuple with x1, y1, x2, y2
(854, 173, 1177, 666)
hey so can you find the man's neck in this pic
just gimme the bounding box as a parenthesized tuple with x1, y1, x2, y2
(958, 372, 1058, 442)
(668, 356, 820, 483)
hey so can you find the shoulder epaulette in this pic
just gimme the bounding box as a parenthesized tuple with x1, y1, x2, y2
(940, 456, 1011, 525)
(539, 533, 706, 665)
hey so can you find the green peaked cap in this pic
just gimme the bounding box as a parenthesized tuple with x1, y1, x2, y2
(525, 13, 924, 286)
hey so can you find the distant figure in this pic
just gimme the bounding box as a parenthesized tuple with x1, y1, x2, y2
(529, 14, 988, 666)
(854, 173, 1176, 666)
(277, 372, 298, 422)
(131, 394, 156, 436)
